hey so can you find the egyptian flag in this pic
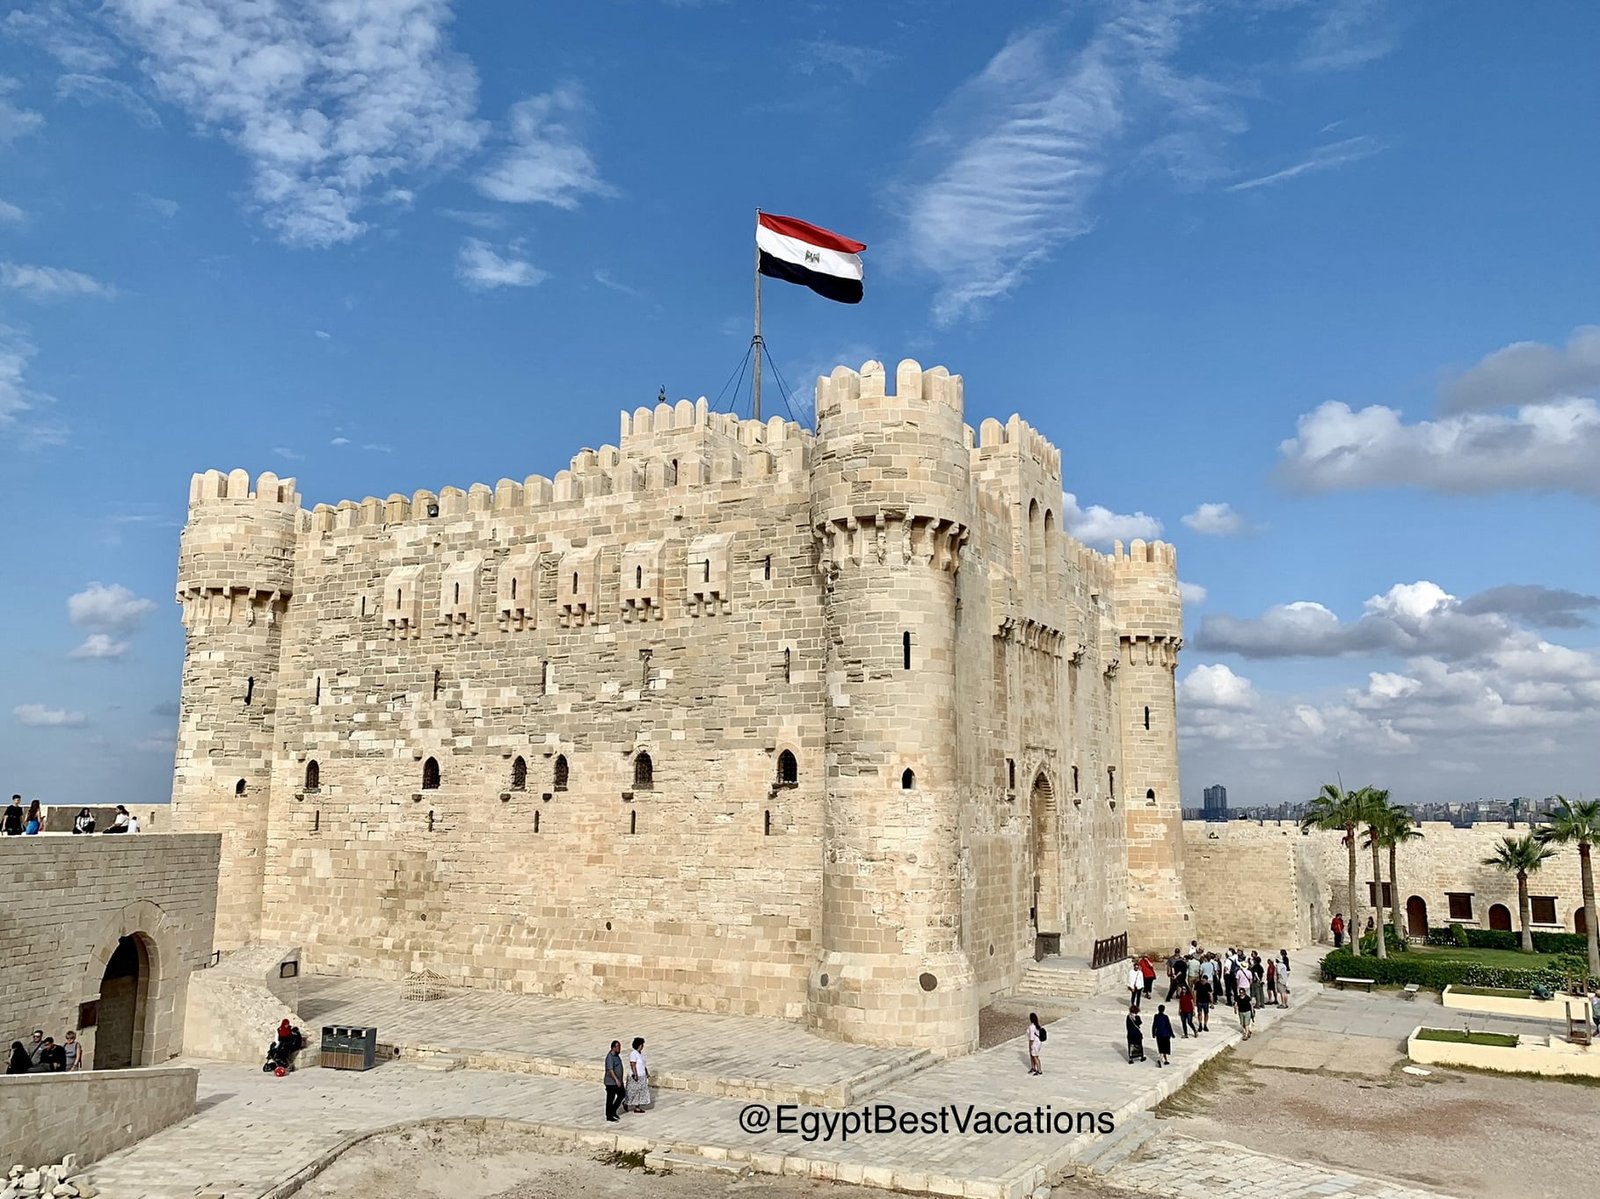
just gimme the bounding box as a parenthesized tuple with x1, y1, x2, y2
(757, 212, 866, 304)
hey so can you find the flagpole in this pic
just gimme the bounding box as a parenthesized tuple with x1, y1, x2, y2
(752, 208, 763, 423)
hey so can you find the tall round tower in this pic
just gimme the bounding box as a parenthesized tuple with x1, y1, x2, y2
(173, 468, 301, 949)
(1113, 538, 1194, 949)
(807, 359, 977, 1055)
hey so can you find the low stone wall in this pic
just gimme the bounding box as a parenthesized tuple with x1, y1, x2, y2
(38, 804, 171, 834)
(1408, 1027, 1600, 1079)
(1182, 822, 1329, 950)
(0, 1066, 197, 1166)
(1441, 986, 1590, 1024)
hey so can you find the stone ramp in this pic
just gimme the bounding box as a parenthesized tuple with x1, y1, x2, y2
(296, 973, 931, 1106)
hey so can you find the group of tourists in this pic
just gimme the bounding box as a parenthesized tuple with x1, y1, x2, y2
(1124, 943, 1291, 1063)
(6, 1028, 84, 1073)
(601, 1037, 652, 1121)
(1, 798, 140, 835)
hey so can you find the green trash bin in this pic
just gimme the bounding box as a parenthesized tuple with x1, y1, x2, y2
(320, 1025, 378, 1071)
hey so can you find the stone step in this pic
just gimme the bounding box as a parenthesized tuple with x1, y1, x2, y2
(413, 1054, 464, 1072)
(841, 1048, 936, 1101)
(1073, 1110, 1161, 1176)
(644, 1151, 750, 1177)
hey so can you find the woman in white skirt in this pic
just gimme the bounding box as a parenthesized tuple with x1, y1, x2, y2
(626, 1036, 652, 1112)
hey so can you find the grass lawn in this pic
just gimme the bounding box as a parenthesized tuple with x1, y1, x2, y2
(1409, 944, 1561, 970)
(1416, 1028, 1520, 1048)
(1449, 984, 1532, 998)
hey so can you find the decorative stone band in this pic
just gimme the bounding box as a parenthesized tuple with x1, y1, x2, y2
(813, 514, 968, 574)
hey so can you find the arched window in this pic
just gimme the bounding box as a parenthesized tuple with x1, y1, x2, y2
(1146, 788, 1156, 803)
(554, 754, 569, 791)
(304, 761, 320, 792)
(1143, 705, 1150, 731)
(901, 768, 915, 790)
(422, 757, 440, 790)
(1043, 508, 1056, 582)
(777, 750, 798, 786)
(235, 778, 247, 797)
(635, 565, 643, 588)
(1028, 498, 1042, 588)
(633, 751, 654, 790)
(903, 630, 912, 670)
(511, 756, 527, 791)
(668, 459, 679, 486)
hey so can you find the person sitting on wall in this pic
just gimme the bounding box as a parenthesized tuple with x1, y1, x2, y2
(263, 1019, 305, 1073)
(23, 800, 43, 834)
(38, 1037, 66, 1071)
(102, 805, 131, 834)
(6, 1042, 30, 1074)
(73, 808, 96, 834)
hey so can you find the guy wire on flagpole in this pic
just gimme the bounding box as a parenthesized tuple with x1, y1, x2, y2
(752, 207, 763, 423)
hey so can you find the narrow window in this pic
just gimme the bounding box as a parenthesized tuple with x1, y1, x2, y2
(1143, 705, 1150, 731)
(1007, 758, 1016, 790)
(422, 757, 441, 790)
(554, 754, 569, 791)
(305, 760, 320, 792)
(235, 779, 247, 797)
(433, 667, 441, 700)
(541, 660, 551, 694)
(244, 676, 254, 705)
(534, 811, 541, 833)
(453, 581, 460, 605)
(1072, 765, 1080, 794)
(314, 677, 321, 705)
(635, 565, 643, 588)
(1107, 766, 1115, 798)
(360, 596, 367, 617)
(901, 768, 915, 790)
(511, 756, 527, 791)
(510, 576, 517, 600)
(903, 631, 912, 670)
(629, 810, 638, 834)
(777, 750, 798, 786)
(668, 459, 679, 486)
(704, 559, 711, 583)
(633, 751, 654, 790)
(764, 809, 772, 836)
(783, 647, 791, 683)
(764, 555, 772, 581)
(312, 809, 320, 833)
(572, 572, 579, 593)
(1146, 788, 1156, 804)
(397, 588, 402, 605)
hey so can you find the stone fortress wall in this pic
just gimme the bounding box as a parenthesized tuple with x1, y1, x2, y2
(171, 358, 1193, 1055)
(1182, 819, 1593, 951)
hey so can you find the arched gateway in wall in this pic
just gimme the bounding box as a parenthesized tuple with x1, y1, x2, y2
(78, 899, 183, 1069)
(1405, 895, 1428, 938)
(1030, 771, 1063, 959)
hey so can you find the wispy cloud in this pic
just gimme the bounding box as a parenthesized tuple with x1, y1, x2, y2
(475, 86, 613, 208)
(14, 703, 87, 728)
(55, 73, 161, 128)
(101, 0, 485, 246)
(3, 3, 120, 72)
(1, 262, 117, 299)
(438, 207, 509, 231)
(456, 238, 546, 290)
(593, 269, 643, 299)
(1297, 0, 1398, 73)
(0, 75, 44, 145)
(0, 199, 23, 223)
(271, 446, 303, 461)
(1225, 135, 1383, 192)
(793, 41, 894, 85)
(362, 442, 392, 453)
(141, 194, 179, 218)
(0, 324, 41, 428)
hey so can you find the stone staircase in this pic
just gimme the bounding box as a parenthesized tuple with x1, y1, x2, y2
(1071, 1111, 1163, 1177)
(1013, 956, 1128, 999)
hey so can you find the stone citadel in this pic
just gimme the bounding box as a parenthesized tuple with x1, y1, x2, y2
(170, 358, 1193, 1055)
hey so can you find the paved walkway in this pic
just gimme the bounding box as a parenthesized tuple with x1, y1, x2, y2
(78, 959, 1433, 1199)
(1112, 1133, 1450, 1198)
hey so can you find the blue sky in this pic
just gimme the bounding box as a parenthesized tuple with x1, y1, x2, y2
(2, 0, 1597, 809)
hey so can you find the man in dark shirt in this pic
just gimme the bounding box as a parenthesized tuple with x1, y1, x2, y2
(2, 795, 23, 836)
(1165, 949, 1187, 1001)
(38, 1038, 67, 1071)
(604, 1040, 626, 1122)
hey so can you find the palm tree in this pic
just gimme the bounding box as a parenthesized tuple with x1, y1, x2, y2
(1536, 796, 1600, 976)
(1302, 783, 1370, 955)
(1360, 788, 1391, 958)
(1369, 803, 1424, 941)
(1482, 834, 1557, 952)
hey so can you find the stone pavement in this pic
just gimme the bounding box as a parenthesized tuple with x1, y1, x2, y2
(1110, 1133, 1452, 1198)
(79, 960, 1423, 1199)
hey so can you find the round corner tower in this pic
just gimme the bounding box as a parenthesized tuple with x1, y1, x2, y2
(1112, 538, 1194, 950)
(173, 467, 301, 949)
(807, 358, 977, 1055)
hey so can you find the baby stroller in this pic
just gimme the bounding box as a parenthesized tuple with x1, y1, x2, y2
(263, 1024, 305, 1074)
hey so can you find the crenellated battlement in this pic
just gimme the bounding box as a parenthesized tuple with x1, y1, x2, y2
(189, 468, 301, 508)
(1111, 538, 1178, 575)
(971, 414, 1062, 482)
(813, 359, 965, 421)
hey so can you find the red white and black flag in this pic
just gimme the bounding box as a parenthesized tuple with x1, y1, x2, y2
(757, 212, 866, 304)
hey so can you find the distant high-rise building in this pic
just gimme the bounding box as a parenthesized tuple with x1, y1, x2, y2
(1202, 784, 1229, 823)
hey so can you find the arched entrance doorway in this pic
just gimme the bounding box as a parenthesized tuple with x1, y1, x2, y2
(1488, 903, 1513, 932)
(96, 934, 153, 1069)
(1030, 772, 1062, 959)
(1406, 896, 1428, 938)
(1576, 907, 1588, 936)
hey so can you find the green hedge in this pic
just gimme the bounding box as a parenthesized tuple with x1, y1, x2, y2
(1423, 927, 1589, 954)
(1318, 949, 1595, 992)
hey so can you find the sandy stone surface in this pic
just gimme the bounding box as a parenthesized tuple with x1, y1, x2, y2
(1155, 1051, 1600, 1199)
(293, 1124, 1112, 1199)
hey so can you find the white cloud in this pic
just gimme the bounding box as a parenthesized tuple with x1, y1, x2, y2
(1225, 135, 1384, 192)
(55, 72, 161, 128)
(329, 435, 350, 446)
(1297, 0, 1399, 73)
(0, 199, 23, 223)
(271, 446, 303, 461)
(1180, 502, 1244, 536)
(141, 194, 179, 218)
(68, 581, 155, 633)
(1178, 580, 1207, 605)
(592, 269, 643, 299)
(475, 87, 612, 208)
(361, 442, 392, 453)
(3, 4, 120, 71)
(898, 2, 1245, 324)
(313, 329, 331, 340)
(14, 704, 86, 727)
(1277, 396, 1600, 496)
(0, 76, 44, 145)
(0, 324, 40, 427)
(70, 633, 129, 660)
(792, 41, 894, 85)
(1, 262, 117, 299)
(456, 238, 546, 290)
(103, 0, 484, 247)
(1441, 325, 1600, 414)
(1179, 663, 1257, 710)
(1062, 491, 1161, 548)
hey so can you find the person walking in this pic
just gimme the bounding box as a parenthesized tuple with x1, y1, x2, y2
(1152, 1005, 1174, 1067)
(2, 795, 23, 836)
(1237, 988, 1254, 1040)
(625, 1037, 651, 1112)
(1177, 984, 1197, 1038)
(1127, 962, 1144, 1011)
(1195, 976, 1212, 1032)
(1165, 948, 1186, 1002)
(23, 800, 43, 834)
(1026, 1013, 1045, 1075)
(72, 808, 96, 834)
(1250, 954, 1267, 1012)
(1332, 913, 1345, 948)
(603, 1040, 626, 1121)
(1125, 1007, 1145, 1064)
(1137, 954, 1156, 999)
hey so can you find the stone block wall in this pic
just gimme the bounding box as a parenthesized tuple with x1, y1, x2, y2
(0, 834, 220, 1068)
(0, 1067, 197, 1167)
